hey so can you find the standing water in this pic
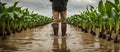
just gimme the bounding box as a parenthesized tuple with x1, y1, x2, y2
(0, 24, 119, 52)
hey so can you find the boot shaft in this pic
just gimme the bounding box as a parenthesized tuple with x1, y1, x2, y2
(61, 23, 67, 36)
(52, 23, 59, 36)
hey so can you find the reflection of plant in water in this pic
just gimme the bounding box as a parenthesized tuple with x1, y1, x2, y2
(114, 44, 119, 52)
(0, 40, 18, 51)
(98, 40, 120, 52)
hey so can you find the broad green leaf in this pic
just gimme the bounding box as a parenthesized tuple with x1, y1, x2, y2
(105, 0, 113, 18)
(114, 0, 119, 5)
(8, 12, 14, 20)
(13, 11, 23, 18)
(98, 0, 105, 15)
(109, 1, 120, 12)
(0, 13, 3, 19)
(13, 1, 19, 7)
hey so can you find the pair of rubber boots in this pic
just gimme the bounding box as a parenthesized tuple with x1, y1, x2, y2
(52, 23, 67, 36)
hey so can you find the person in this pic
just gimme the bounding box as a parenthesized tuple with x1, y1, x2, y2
(50, 0, 68, 36)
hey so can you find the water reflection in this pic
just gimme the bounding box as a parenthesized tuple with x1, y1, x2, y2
(0, 24, 119, 52)
(97, 39, 120, 52)
(52, 37, 70, 52)
(114, 44, 120, 52)
(0, 40, 18, 51)
(81, 34, 120, 52)
(52, 37, 59, 52)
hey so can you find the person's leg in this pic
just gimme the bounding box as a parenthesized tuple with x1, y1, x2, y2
(60, 10, 67, 23)
(52, 10, 59, 36)
(60, 10, 67, 36)
(53, 10, 59, 22)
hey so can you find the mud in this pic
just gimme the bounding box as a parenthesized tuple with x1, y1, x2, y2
(0, 23, 119, 52)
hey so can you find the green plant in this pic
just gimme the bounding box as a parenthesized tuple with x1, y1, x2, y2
(67, 0, 120, 43)
(0, 2, 52, 39)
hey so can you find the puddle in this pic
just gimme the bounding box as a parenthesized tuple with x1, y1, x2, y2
(0, 24, 119, 52)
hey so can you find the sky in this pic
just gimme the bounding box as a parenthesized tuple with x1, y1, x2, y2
(1, 0, 114, 17)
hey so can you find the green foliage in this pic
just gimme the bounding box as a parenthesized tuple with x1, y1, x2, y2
(67, 0, 120, 36)
(0, 2, 52, 36)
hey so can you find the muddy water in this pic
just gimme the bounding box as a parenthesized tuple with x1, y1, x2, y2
(0, 23, 120, 52)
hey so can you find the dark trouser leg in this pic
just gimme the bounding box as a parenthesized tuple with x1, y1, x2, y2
(60, 10, 67, 36)
(52, 10, 59, 36)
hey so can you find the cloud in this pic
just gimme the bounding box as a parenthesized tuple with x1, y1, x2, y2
(1, 0, 114, 17)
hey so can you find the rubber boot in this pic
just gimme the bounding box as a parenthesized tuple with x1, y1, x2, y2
(53, 23, 59, 36)
(61, 23, 67, 36)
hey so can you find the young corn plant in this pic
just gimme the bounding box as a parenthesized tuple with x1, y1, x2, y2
(0, 2, 52, 39)
(109, 0, 120, 43)
(98, 0, 106, 38)
(0, 2, 7, 39)
(89, 9, 97, 36)
(67, 0, 120, 43)
(105, 0, 113, 41)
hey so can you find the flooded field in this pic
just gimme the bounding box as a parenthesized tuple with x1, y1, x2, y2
(0, 23, 120, 52)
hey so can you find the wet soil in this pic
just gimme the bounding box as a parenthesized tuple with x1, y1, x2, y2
(0, 23, 120, 52)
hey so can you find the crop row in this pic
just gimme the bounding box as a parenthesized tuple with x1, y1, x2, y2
(67, 0, 120, 43)
(0, 2, 52, 39)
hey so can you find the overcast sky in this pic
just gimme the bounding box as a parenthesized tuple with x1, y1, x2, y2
(1, 0, 114, 17)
